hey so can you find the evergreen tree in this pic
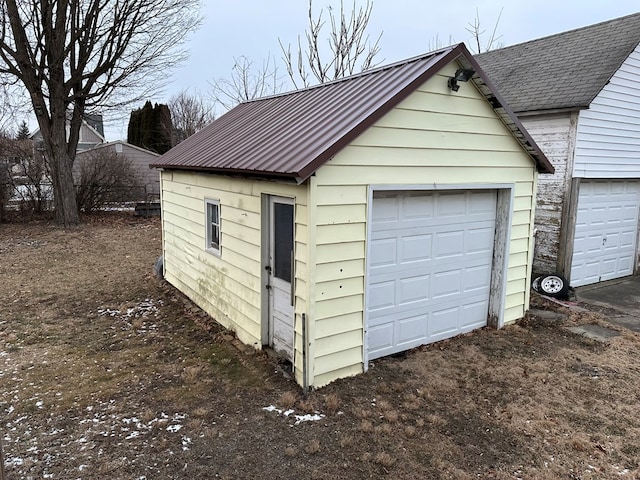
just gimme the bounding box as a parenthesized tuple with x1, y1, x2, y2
(16, 120, 30, 140)
(127, 101, 172, 154)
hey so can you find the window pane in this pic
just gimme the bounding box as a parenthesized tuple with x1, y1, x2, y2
(206, 201, 220, 253)
(210, 224, 219, 249)
(274, 203, 293, 281)
(211, 203, 219, 224)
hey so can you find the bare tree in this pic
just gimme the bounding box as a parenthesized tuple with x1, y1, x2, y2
(0, 134, 50, 213)
(466, 8, 504, 54)
(210, 55, 282, 111)
(169, 90, 214, 143)
(279, 0, 383, 89)
(75, 150, 143, 213)
(0, 1, 201, 226)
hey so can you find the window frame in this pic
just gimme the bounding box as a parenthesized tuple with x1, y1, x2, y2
(205, 198, 221, 256)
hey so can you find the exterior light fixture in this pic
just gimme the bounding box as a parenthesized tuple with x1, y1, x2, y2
(447, 68, 475, 92)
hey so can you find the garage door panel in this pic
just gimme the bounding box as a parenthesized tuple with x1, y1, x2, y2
(434, 231, 465, 259)
(367, 190, 496, 359)
(369, 238, 397, 268)
(461, 300, 490, 329)
(571, 180, 640, 287)
(401, 234, 433, 262)
(467, 227, 496, 253)
(432, 270, 462, 298)
(403, 195, 435, 219)
(372, 196, 399, 222)
(464, 264, 493, 292)
(436, 192, 466, 217)
(430, 307, 459, 339)
(368, 281, 396, 311)
(397, 314, 429, 346)
(368, 323, 395, 354)
(398, 275, 430, 305)
(469, 191, 498, 214)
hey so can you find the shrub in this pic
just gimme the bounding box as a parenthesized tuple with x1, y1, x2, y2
(0, 137, 51, 213)
(75, 149, 144, 213)
(0, 162, 9, 221)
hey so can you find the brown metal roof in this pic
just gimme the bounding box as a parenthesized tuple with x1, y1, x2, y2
(152, 43, 553, 179)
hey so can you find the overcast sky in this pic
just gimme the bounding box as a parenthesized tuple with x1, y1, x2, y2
(104, 1, 639, 140)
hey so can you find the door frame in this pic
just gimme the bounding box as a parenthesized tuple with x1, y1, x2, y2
(363, 183, 514, 369)
(260, 194, 296, 359)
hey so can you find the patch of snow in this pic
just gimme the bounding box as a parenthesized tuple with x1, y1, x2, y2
(262, 405, 325, 425)
(262, 405, 281, 413)
(6, 456, 24, 466)
(293, 413, 325, 425)
(167, 424, 182, 433)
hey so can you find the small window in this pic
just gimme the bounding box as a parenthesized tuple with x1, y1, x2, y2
(205, 199, 221, 255)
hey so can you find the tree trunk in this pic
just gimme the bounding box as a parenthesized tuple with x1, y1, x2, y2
(44, 116, 80, 227)
(49, 145, 80, 227)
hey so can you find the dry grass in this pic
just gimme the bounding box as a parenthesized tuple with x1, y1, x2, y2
(2, 213, 640, 479)
(305, 439, 321, 454)
(373, 452, 396, 468)
(278, 391, 297, 409)
(323, 393, 341, 413)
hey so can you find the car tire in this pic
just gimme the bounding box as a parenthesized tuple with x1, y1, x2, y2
(537, 274, 569, 299)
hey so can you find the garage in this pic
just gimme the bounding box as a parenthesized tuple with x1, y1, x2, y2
(571, 180, 640, 287)
(153, 42, 553, 387)
(366, 189, 497, 359)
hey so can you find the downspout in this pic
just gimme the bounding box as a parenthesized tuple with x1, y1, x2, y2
(302, 313, 308, 394)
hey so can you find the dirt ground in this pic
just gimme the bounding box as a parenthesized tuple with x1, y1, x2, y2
(1, 213, 640, 479)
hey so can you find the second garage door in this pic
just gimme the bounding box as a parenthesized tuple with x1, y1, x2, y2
(571, 180, 640, 287)
(367, 190, 497, 360)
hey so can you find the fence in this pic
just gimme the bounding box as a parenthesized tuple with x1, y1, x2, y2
(1, 182, 159, 213)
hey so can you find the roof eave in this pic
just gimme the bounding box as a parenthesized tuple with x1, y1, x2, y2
(153, 164, 301, 183)
(460, 53, 555, 174)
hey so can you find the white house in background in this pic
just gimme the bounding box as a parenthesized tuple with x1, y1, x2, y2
(477, 13, 640, 287)
(152, 43, 552, 388)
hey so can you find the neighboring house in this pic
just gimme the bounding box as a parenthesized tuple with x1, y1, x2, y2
(74, 140, 160, 197)
(31, 114, 105, 152)
(152, 43, 552, 388)
(477, 13, 640, 287)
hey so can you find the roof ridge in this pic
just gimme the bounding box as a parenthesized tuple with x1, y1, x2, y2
(478, 12, 640, 57)
(243, 44, 459, 104)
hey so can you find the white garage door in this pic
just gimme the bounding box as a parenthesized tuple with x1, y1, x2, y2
(571, 180, 640, 287)
(367, 190, 497, 360)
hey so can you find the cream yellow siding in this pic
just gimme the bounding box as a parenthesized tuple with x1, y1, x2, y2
(308, 61, 538, 387)
(160, 171, 309, 378)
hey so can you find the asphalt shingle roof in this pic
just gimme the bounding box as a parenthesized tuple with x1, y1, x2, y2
(476, 13, 640, 113)
(153, 43, 553, 179)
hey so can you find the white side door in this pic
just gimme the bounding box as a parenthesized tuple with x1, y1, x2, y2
(267, 196, 295, 361)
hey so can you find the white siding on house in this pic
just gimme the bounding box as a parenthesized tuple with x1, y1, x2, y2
(308, 62, 538, 387)
(574, 45, 640, 178)
(520, 113, 576, 274)
(160, 171, 309, 381)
